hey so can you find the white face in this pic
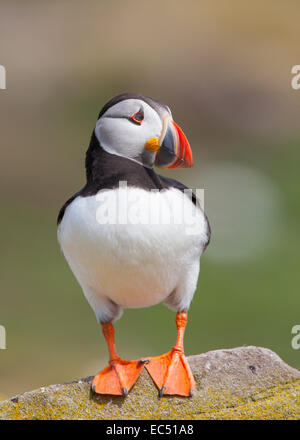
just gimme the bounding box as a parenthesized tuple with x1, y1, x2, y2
(95, 99, 169, 168)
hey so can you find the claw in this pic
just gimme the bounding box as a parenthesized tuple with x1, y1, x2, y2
(122, 387, 128, 397)
(159, 386, 166, 397)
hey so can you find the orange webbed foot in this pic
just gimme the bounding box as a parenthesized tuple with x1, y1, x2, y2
(146, 348, 195, 397)
(92, 357, 148, 396)
(145, 311, 195, 397)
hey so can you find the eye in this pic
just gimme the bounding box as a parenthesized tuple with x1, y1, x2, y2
(130, 108, 144, 125)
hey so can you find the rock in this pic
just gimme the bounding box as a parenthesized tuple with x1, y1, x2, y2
(0, 346, 299, 420)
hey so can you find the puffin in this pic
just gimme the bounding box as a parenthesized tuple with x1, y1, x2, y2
(57, 93, 210, 397)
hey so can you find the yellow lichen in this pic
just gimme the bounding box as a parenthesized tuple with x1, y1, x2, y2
(0, 371, 299, 420)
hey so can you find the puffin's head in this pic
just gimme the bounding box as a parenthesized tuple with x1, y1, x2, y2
(94, 93, 193, 169)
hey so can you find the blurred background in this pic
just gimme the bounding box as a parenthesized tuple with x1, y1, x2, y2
(0, 0, 300, 399)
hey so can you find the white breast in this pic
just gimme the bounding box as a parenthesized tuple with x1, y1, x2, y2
(58, 186, 208, 314)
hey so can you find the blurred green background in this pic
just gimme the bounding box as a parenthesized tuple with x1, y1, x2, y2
(1, 0, 300, 399)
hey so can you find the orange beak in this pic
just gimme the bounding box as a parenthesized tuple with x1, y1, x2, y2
(155, 118, 193, 169)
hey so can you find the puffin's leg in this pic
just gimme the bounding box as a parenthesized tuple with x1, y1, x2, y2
(145, 311, 195, 397)
(92, 322, 147, 396)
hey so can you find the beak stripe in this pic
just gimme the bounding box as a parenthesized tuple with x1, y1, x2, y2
(155, 118, 193, 169)
(168, 121, 193, 169)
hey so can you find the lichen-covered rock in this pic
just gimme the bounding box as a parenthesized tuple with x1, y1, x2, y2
(0, 346, 299, 420)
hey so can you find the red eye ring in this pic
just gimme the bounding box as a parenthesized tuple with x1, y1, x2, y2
(130, 109, 144, 125)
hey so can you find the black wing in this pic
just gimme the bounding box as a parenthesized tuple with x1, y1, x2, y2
(57, 190, 82, 225)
